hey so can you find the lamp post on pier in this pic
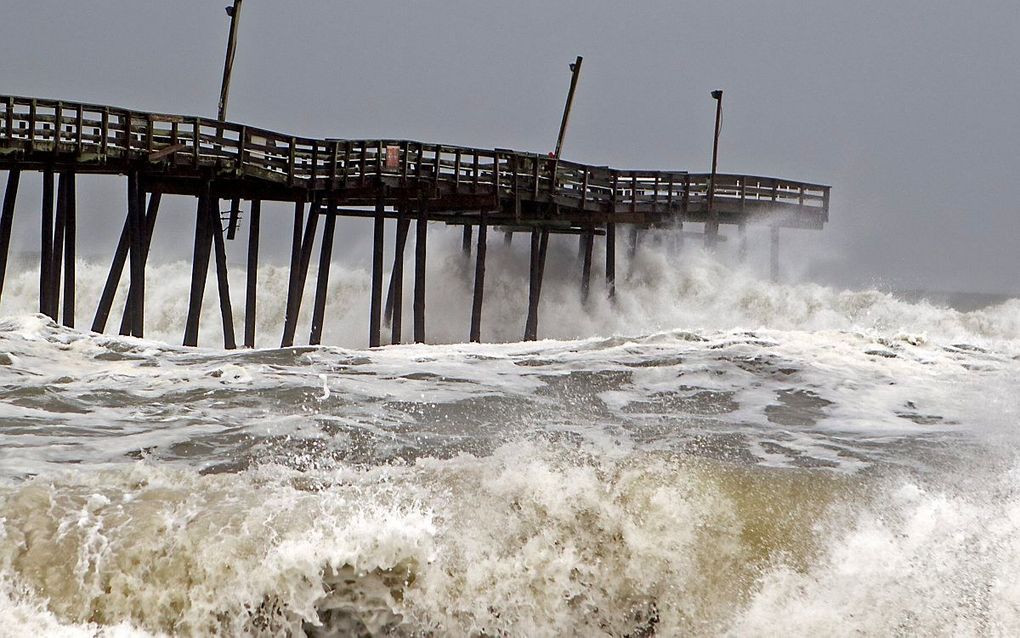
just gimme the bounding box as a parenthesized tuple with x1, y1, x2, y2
(218, 0, 244, 122)
(705, 89, 723, 248)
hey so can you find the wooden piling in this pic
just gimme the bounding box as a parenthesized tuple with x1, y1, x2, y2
(50, 170, 66, 320)
(281, 199, 305, 347)
(226, 197, 241, 240)
(0, 169, 19, 304)
(309, 196, 336, 346)
(524, 228, 549, 341)
(183, 186, 213, 347)
(118, 189, 160, 337)
(209, 194, 236, 349)
(39, 169, 53, 315)
(469, 212, 487, 342)
(413, 195, 428, 344)
(580, 226, 593, 304)
(97, 190, 159, 335)
(243, 199, 260, 348)
(369, 193, 385, 347)
(461, 224, 472, 257)
(61, 171, 76, 328)
(605, 222, 616, 299)
(385, 215, 410, 345)
(123, 171, 144, 337)
(770, 224, 780, 282)
(281, 196, 319, 348)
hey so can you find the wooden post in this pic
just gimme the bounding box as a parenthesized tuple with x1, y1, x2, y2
(309, 197, 336, 346)
(243, 199, 260, 347)
(39, 169, 53, 315)
(281, 196, 319, 347)
(97, 191, 159, 335)
(281, 199, 305, 347)
(524, 228, 549, 341)
(226, 197, 241, 240)
(209, 194, 236, 349)
(770, 224, 780, 283)
(461, 224, 472, 258)
(0, 169, 19, 304)
(385, 215, 410, 345)
(738, 223, 748, 263)
(580, 227, 593, 304)
(118, 189, 160, 337)
(50, 171, 66, 320)
(605, 222, 616, 300)
(61, 169, 75, 328)
(413, 194, 428, 344)
(469, 212, 488, 342)
(369, 193, 385, 347)
(504, 231, 513, 247)
(183, 186, 214, 347)
(124, 171, 144, 337)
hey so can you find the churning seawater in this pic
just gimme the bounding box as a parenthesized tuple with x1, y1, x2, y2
(1, 237, 1020, 636)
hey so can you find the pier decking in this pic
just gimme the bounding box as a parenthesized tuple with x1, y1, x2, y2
(0, 95, 830, 347)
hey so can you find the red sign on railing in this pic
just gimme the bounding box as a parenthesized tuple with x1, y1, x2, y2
(385, 145, 399, 170)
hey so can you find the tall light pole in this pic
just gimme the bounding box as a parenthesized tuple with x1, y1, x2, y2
(554, 56, 583, 159)
(705, 89, 723, 247)
(218, 0, 244, 122)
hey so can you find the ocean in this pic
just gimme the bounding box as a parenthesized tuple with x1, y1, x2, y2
(1, 236, 1019, 636)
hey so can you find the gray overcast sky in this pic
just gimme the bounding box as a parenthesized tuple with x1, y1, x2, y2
(2, 1, 1019, 294)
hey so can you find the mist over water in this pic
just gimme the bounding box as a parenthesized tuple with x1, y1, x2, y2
(1, 236, 1019, 635)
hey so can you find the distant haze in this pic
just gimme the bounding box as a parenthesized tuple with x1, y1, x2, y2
(2, 1, 1018, 294)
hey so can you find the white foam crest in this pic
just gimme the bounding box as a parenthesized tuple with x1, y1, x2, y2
(1, 233, 1018, 349)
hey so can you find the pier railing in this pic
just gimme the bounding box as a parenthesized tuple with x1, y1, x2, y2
(0, 95, 828, 219)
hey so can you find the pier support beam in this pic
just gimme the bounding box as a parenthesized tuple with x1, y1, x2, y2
(50, 171, 66, 321)
(210, 195, 236, 350)
(244, 199, 260, 348)
(580, 226, 593, 304)
(183, 187, 214, 347)
(39, 170, 52, 316)
(0, 169, 19, 305)
(95, 189, 160, 335)
(119, 189, 160, 337)
(770, 225, 780, 283)
(122, 171, 144, 337)
(385, 215, 410, 345)
(60, 172, 76, 328)
(469, 212, 488, 342)
(413, 196, 428, 344)
(309, 196, 336, 346)
(605, 222, 616, 300)
(524, 228, 549, 341)
(461, 225, 472, 258)
(281, 197, 319, 347)
(369, 193, 385, 347)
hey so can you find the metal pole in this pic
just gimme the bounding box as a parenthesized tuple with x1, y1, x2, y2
(217, 0, 243, 122)
(553, 56, 583, 158)
(706, 89, 723, 247)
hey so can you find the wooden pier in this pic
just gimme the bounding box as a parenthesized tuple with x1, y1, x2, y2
(0, 95, 830, 347)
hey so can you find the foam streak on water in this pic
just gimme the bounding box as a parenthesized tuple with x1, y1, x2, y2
(0, 247, 1019, 635)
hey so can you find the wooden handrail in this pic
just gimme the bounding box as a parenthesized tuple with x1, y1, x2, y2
(0, 94, 830, 217)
